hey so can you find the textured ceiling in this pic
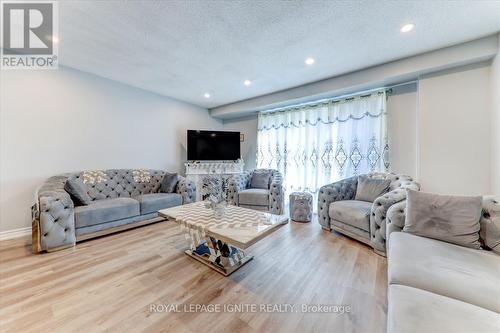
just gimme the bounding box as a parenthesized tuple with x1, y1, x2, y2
(58, 0, 500, 108)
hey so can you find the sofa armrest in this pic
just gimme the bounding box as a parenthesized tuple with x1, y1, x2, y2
(269, 171, 284, 214)
(176, 176, 196, 204)
(317, 176, 358, 230)
(370, 188, 408, 253)
(386, 200, 407, 250)
(37, 189, 75, 252)
(480, 196, 500, 253)
(227, 170, 252, 205)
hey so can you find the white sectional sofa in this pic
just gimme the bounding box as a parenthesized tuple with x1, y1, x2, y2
(386, 197, 500, 332)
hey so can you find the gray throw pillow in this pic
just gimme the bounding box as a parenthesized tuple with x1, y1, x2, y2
(161, 172, 178, 193)
(403, 189, 482, 249)
(355, 175, 391, 202)
(64, 177, 91, 206)
(250, 171, 271, 189)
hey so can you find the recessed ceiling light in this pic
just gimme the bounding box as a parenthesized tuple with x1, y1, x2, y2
(204, 93, 210, 98)
(305, 57, 315, 65)
(400, 23, 415, 33)
(244, 80, 252, 86)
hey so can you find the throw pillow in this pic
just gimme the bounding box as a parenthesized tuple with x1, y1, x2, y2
(479, 196, 500, 254)
(161, 172, 178, 193)
(64, 177, 92, 206)
(355, 175, 391, 202)
(250, 171, 271, 189)
(403, 189, 482, 249)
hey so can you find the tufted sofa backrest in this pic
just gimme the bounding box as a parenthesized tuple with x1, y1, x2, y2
(365, 172, 420, 191)
(40, 169, 167, 202)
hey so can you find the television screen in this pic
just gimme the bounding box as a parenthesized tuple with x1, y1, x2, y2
(187, 130, 241, 161)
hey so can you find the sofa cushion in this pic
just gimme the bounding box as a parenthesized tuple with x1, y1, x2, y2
(404, 189, 482, 249)
(239, 204, 269, 212)
(160, 172, 178, 193)
(355, 175, 390, 202)
(388, 284, 500, 333)
(238, 188, 269, 207)
(64, 177, 92, 205)
(250, 171, 271, 189)
(388, 232, 500, 314)
(75, 198, 140, 228)
(135, 193, 182, 214)
(329, 200, 372, 232)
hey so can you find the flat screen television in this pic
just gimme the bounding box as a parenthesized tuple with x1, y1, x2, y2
(187, 130, 241, 161)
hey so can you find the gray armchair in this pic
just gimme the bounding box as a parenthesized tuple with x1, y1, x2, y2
(227, 169, 284, 214)
(318, 172, 419, 255)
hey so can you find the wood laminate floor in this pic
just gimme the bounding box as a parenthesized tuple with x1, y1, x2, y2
(0, 218, 387, 333)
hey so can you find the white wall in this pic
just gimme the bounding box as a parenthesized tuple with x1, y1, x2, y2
(223, 116, 258, 170)
(418, 64, 491, 195)
(0, 67, 223, 233)
(387, 83, 418, 178)
(491, 35, 500, 195)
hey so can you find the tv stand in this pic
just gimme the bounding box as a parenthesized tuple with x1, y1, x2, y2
(185, 160, 244, 201)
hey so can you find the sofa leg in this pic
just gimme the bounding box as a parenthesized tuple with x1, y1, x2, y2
(31, 219, 42, 254)
(321, 226, 331, 232)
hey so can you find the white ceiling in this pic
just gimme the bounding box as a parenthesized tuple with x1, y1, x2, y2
(58, 0, 500, 109)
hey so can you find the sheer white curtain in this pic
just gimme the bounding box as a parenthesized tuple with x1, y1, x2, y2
(257, 91, 389, 203)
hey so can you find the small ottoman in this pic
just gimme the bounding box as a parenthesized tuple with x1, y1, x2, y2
(289, 192, 313, 222)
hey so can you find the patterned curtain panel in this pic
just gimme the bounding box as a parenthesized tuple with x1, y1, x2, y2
(257, 91, 389, 201)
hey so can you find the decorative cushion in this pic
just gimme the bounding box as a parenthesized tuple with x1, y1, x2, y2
(135, 193, 182, 214)
(250, 171, 271, 189)
(238, 188, 269, 207)
(160, 172, 178, 193)
(480, 196, 500, 253)
(329, 200, 372, 232)
(403, 189, 482, 249)
(64, 177, 92, 206)
(355, 175, 390, 202)
(74, 198, 140, 228)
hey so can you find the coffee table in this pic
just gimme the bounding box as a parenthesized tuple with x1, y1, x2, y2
(158, 202, 288, 276)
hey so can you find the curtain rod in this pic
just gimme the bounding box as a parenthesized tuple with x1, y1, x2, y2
(260, 80, 418, 114)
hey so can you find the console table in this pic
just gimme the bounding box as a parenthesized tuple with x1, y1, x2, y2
(185, 160, 244, 201)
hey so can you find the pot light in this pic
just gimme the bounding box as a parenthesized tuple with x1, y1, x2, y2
(204, 93, 210, 98)
(400, 23, 415, 33)
(52, 36, 59, 43)
(305, 57, 315, 65)
(244, 79, 252, 86)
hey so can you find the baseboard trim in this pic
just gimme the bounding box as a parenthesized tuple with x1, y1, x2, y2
(0, 227, 31, 241)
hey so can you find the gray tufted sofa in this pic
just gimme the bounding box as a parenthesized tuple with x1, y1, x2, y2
(386, 196, 500, 332)
(318, 172, 419, 255)
(227, 169, 284, 214)
(32, 169, 196, 253)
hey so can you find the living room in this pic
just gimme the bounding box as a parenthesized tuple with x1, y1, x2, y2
(0, 1, 499, 332)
